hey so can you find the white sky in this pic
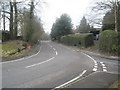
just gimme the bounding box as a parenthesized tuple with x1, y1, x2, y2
(0, 0, 95, 33)
(40, 0, 94, 33)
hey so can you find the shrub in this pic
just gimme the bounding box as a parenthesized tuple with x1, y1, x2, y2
(99, 30, 120, 55)
(60, 33, 94, 48)
(2, 31, 10, 42)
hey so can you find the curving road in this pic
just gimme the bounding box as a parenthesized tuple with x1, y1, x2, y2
(2, 41, 119, 88)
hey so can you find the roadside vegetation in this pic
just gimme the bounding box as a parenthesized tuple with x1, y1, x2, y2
(50, 0, 120, 56)
(109, 80, 120, 88)
(0, 0, 44, 60)
(1, 40, 30, 59)
(60, 33, 94, 48)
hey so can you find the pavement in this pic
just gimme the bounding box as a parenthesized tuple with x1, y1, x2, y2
(2, 41, 119, 89)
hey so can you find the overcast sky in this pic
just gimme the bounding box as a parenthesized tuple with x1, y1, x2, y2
(0, 0, 95, 33)
(40, 0, 94, 33)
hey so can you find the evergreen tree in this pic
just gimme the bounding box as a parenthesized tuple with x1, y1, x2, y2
(102, 9, 115, 31)
(51, 14, 73, 41)
(78, 16, 90, 33)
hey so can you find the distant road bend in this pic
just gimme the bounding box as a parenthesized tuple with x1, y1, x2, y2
(2, 41, 119, 88)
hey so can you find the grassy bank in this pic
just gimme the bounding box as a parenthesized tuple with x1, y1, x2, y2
(1, 40, 31, 60)
(109, 80, 120, 88)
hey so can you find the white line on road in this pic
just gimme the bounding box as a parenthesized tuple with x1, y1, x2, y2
(55, 70, 87, 88)
(93, 68, 97, 72)
(103, 69, 107, 72)
(100, 62, 107, 72)
(48, 44, 58, 56)
(81, 52, 96, 64)
(55, 51, 58, 55)
(26, 57, 55, 68)
(81, 52, 98, 72)
(100, 62, 103, 64)
(103, 66, 107, 69)
(101, 64, 105, 67)
(95, 63, 98, 66)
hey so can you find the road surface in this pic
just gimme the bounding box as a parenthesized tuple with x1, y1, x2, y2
(2, 41, 119, 88)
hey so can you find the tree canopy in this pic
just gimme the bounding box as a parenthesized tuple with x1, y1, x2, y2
(78, 16, 91, 33)
(50, 14, 73, 41)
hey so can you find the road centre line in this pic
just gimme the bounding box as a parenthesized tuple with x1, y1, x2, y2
(1, 46, 41, 64)
(55, 70, 87, 89)
(26, 57, 55, 68)
(55, 51, 58, 55)
(48, 44, 58, 56)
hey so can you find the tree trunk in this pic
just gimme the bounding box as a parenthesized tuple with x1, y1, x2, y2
(10, 1, 14, 39)
(13, 0, 18, 39)
(2, 3, 5, 31)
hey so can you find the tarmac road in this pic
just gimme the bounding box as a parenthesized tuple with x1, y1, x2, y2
(2, 41, 119, 88)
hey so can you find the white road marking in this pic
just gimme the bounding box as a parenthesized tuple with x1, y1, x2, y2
(93, 68, 97, 72)
(55, 51, 58, 55)
(1, 58, 25, 64)
(95, 63, 98, 66)
(55, 70, 87, 88)
(103, 69, 107, 72)
(103, 66, 107, 69)
(49, 45, 58, 56)
(100, 62, 107, 72)
(81, 52, 98, 72)
(1, 46, 41, 64)
(100, 62, 103, 64)
(81, 52, 96, 64)
(101, 64, 105, 67)
(26, 57, 55, 68)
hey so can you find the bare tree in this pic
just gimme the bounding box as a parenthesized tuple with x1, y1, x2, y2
(86, 0, 120, 32)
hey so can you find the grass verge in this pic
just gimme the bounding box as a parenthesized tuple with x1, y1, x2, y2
(1, 40, 31, 60)
(109, 80, 120, 88)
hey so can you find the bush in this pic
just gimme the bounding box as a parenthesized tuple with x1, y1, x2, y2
(99, 30, 120, 55)
(2, 31, 10, 42)
(60, 33, 94, 48)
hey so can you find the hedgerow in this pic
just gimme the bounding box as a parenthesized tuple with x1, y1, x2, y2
(99, 30, 120, 55)
(60, 33, 94, 48)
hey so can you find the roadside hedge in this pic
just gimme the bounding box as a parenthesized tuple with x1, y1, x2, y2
(60, 33, 94, 48)
(99, 30, 120, 55)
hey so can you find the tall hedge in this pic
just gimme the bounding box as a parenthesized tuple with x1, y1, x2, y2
(99, 30, 120, 55)
(60, 33, 94, 48)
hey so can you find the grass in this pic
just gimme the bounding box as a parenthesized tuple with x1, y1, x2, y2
(1, 40, 30, 59)
(109, 80, 120, 88)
